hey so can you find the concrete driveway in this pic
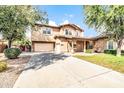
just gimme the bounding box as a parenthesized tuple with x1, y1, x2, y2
(14, 53, 124, 88)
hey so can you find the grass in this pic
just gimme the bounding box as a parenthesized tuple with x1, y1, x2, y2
(74, 53, 124, 73)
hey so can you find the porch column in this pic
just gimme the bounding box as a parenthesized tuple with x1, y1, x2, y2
(71, 41, 74, 53)
(83, 41, 86, 53)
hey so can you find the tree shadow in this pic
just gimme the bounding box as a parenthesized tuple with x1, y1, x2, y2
(23, 53, 69, 71)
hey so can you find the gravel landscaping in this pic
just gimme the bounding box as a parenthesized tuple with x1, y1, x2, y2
(0, 56, 31, 88)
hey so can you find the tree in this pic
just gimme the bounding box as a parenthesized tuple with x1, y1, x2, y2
(0, 5, 48, 48)
(15, 38, 31, 46)
(84, 5, 124, 56)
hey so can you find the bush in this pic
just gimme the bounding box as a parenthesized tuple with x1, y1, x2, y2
(86, 49, 93, 53)
(4, 48, 22, 59)
(104, 50, 116, 54)
(104, 49, 124, 55)
(122, 50, 124, 54)
(0, 61, 7, 72)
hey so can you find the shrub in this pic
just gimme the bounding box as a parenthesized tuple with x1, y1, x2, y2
(122, 50, 124, 54)
(4, 48, 22, 59)
(104, 49, 124, 55)
(104, 50, 116, 54)
(0, 61, 7, 72)
(86, 49, 93, 53)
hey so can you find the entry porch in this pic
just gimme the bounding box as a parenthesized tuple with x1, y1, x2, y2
(54, 36, 95, 53)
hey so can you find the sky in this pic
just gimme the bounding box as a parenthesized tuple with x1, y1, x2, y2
(36, 5, 98, 37)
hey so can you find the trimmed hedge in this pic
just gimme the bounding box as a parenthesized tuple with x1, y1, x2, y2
(0, 61, 7, 72)
(86, 49, 93, 53)
(104, 49, 124, 55)
(4, 48, 22, 59)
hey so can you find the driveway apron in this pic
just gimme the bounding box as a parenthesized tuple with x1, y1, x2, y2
(14, 53, 124, 88)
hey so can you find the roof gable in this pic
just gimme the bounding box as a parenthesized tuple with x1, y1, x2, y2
(35, 23, 84, 32)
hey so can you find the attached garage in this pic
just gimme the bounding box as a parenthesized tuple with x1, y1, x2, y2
(33, 42, 55, 52)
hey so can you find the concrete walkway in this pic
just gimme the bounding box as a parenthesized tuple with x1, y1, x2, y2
(14, 53, 124, 88)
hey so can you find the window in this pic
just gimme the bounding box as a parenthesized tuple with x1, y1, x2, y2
(108, 41, 113, 49)
(76, 32, 78, 36)
(76, 31, 80, 36)
(65, 29, 68, 35)
(65, 29, 72, 35)
(42, 28, 52, 35)
(87, 42, 93, 49)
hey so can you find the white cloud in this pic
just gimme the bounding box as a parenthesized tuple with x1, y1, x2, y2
(60, 20, 69, 25)
(49, 20, 57, 26)
(76, 25, 81, 28)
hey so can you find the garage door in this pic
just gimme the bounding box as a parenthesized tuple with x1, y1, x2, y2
(34, 43, 54, 52)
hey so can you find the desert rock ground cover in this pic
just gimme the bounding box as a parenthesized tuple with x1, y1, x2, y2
(0, 55, 30, 88)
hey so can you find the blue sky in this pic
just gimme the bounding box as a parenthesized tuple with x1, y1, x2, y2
(36, 5, 98, 37)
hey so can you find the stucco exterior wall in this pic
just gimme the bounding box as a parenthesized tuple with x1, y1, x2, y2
(75, 41, 84, 52)
(60, 39, 68, 52)
(93, 38, 124, 52)
(60, 25, 83, 37)
(93, 38, 107, 52)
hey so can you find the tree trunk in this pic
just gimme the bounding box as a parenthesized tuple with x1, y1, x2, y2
(8, 39, 12, 48)
(116, 39, 123, 57)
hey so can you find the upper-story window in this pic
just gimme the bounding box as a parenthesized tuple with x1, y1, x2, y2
(76, 31, 79, 36)
(65, 29, 72, 36)
(42, 28, 52, 35)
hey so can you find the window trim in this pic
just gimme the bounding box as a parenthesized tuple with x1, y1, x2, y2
(107, 40, 114, 50)
(64, 29, 72, 36)
(41, 27, 52, 35)
(76, 31, 80, 36)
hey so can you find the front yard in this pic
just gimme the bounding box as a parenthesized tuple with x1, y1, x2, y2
(74, 53, 124, 74)
(0, 55, 30, 88)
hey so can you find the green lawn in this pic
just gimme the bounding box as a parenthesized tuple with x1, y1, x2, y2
(74, 53, 124, 73)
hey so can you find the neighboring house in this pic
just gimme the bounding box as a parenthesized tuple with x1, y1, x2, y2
(31, 23, 124, 53)
(0, 39, 7, 53)
(0, 33, 7, 53)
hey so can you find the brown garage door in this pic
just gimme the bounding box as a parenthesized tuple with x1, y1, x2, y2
(34, 42, 54, 52)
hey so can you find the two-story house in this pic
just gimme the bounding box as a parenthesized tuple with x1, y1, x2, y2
(0, 23, 124, 53)
(31, 23, 124, 53)
(31, 23, 95, 53)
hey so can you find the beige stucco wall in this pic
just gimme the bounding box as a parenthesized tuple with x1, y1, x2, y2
(106, 39, 124, 50)
(60, 25, 83, 37)
(75, 41, 84, 52)
(60, 40, 68, 52)
(93, 38, 107, 52)
(93, 38, 124, 52)
(55, 37, 85, 53)
(55, 38, 71, 53)
(51, 27, 60, 36)
(32, 25, 85, 52)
